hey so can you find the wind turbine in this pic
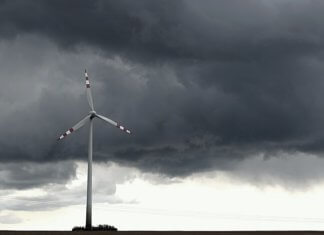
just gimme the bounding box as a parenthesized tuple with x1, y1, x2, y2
(57, 70, 131, 229)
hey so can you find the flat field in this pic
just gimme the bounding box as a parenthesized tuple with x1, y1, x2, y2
(0, 231, 323, 235)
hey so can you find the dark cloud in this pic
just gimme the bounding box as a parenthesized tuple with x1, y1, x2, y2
(1, 0, 324, 62)
(0, 163, 136, 212)
(220, 152, 324, 190)
(1, 1, 324, 186)
(0, 161, 77, 189)
(0, 0, 185, 61)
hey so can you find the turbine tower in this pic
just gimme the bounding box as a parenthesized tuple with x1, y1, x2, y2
(57, 70, 131, 229)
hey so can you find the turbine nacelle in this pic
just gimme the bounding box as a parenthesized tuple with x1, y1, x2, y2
(89, 110, 97, 119)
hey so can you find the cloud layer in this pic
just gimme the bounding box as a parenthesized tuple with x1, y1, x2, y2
(1, 1, 324, 188)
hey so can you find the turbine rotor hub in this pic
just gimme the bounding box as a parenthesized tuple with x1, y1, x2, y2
(89, 110, 96, 119)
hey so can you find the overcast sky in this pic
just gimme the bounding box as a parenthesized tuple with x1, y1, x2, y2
(2, 0, 324, 230)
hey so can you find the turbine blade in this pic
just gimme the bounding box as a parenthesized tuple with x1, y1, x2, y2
(84, 69, 94, 110)
(96, 114, 131, 134)
(57, 114, 91, 140)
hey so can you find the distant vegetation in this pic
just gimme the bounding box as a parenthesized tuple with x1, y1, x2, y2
(72, 224, 118, 231)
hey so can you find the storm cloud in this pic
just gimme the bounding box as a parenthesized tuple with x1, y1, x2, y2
(1, 0, 324, 188)
(0, 162, 137, 213)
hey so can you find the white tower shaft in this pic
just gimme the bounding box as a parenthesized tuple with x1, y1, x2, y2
(86, 118, 93, 229)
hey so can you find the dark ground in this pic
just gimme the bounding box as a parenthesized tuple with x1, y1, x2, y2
(0, 231, 324, 235)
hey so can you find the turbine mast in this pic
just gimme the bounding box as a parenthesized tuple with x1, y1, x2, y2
(86, 118, 93, 229)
